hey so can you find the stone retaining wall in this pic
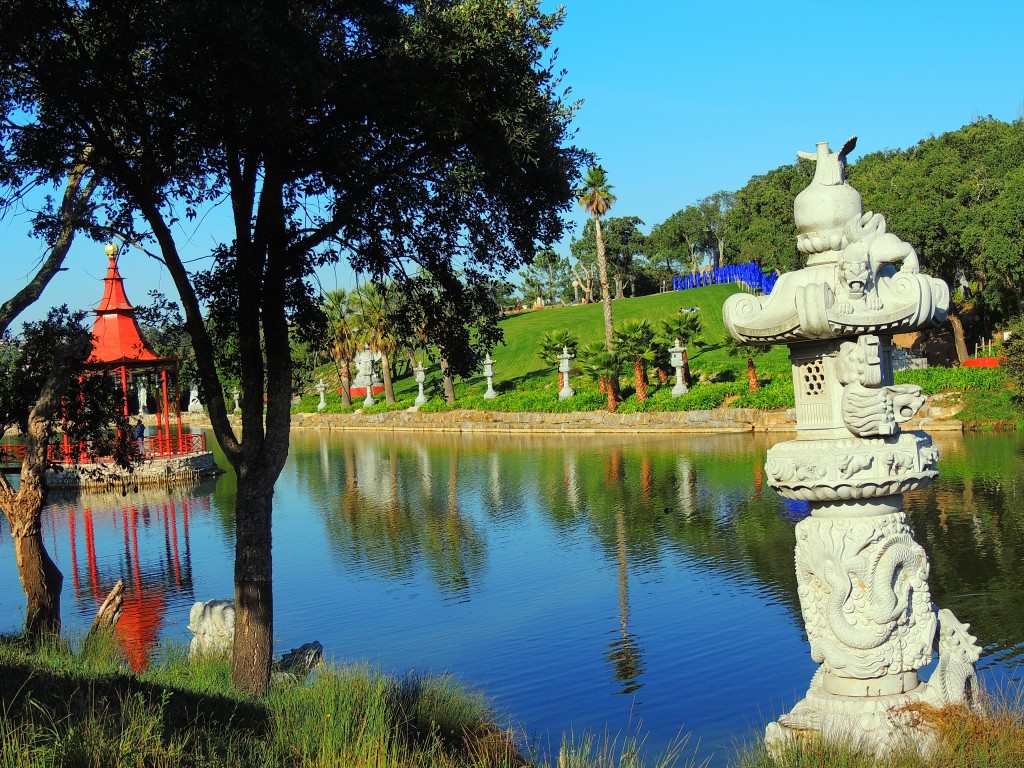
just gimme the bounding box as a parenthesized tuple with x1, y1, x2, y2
(45, 451, 222, 490)
(174, 399, 964, 435)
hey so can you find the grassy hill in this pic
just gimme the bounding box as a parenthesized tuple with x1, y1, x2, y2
(491, 284, 790, 386)
(306, 283, 792, 410)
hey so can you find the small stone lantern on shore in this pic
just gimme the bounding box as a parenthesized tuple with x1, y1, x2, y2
(482, 354, 497, 399)
(413, 362, 428, 406)
(359, 345, 375, 407)
(557, 346, 575, 400)
(669, 338, 688, 396)
(315, 378, 327, 411)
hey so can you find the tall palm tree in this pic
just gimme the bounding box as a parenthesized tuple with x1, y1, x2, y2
(323, 288, 358, 407)
(351, 281, 400, 404)
(577, 167, 617, 352)
(659, 312, 704, 386)
(613, 319, 655, 402)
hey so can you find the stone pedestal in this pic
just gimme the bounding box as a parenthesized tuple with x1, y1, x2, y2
(557, 346, 575, 400)
(724, 136, 981, 756)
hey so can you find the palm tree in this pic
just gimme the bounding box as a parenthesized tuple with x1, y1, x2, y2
(725, 337, 770, 392)
(351, 281, 400, 404)
(576, 167, 617, 352)
(659, 312, 704, 386)
(323, 288, 358, 407)
(613, 319, 655, 402)
(578, 341, 623, 413)
(538, 329, 578, 391)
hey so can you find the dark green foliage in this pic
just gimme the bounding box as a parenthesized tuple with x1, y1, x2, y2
(732, 378, 795, 409)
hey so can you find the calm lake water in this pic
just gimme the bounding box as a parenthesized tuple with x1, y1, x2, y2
(1, 429, 1022, 766)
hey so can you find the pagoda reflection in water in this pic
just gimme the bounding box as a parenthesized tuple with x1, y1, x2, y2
(51, 482, 215, 670)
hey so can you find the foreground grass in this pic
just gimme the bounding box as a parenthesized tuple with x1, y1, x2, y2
(734, 701, 1024, 768)
(0, 635, 694, 768)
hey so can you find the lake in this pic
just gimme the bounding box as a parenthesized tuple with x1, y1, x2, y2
(1, 429, 1022, 766)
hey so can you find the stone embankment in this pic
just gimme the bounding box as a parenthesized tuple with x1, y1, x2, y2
(283, 401, 963, 434)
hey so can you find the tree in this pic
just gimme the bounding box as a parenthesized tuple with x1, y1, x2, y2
(659, 312, 703, 387)
(576, 167, 618, 349)
(725, 337, 769, 392)
(725, 161, 813, 274)
(520, 248, 572, 306)
(538, 328, 578, 391)
(601, 216, 647, 299)
(699, 191, 736, 269)
(613, 319, 655, 402)
(351, 281, 400, 405)
(2, 0, 584, 694)
(323, 289, 358, 408)
(0, 308, 133, 638)
(577, 341, 622, 413)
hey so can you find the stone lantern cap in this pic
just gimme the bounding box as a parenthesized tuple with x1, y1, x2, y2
(723, 137, 949, 345)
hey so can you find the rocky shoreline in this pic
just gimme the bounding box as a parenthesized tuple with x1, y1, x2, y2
(175, 401, 965, 435)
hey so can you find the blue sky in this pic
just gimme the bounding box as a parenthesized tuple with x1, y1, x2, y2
(6, 0, 1024, 324)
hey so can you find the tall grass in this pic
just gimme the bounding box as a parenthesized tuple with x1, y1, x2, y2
(0, 635, 705, 768)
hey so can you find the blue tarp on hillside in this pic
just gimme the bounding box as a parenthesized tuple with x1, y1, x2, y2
(672, 261, 778, 295)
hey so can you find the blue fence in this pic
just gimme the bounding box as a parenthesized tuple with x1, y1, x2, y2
(672, 261, 777, 295)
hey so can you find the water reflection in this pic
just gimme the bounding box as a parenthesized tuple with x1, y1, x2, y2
(47, 482, 217, 669)
(2, 430, 1022, 767)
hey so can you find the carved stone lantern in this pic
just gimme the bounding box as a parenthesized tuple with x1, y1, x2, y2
(669, 338, 688, 396)
(413, 362, 428, 406)
(315, 378, 327, 412)
(557, 346, 575, 400)
(359, 345, 375, 407)
(483, 354, 497, 399)
(723, 136, 980, 755)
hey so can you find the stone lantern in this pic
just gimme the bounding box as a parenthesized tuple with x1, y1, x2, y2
(669, 338, 688, 396)
(359, 345, 375, 407)
(482, 354, 497, 399)
(315, 378, 327, 411)
(413, 362, 428, 406)
(723, 136, 980, 755)
(557, 346, 575, 400)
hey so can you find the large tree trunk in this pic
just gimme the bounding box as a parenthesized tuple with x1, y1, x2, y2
(381, 349, 396, 404)
(10, 502, 63, 637)
(594, 217, 614, 351)
(606, 383, 619, 413)
(340, 359, 352, 408)
(948, 305, 970, 364)
(441, 357, 456, 404)
(231, 477, 274, 695)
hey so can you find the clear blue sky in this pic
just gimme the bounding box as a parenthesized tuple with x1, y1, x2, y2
(6, 0, 1024, 324)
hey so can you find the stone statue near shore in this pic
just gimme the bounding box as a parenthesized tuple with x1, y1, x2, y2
(724, 136, 980, 756)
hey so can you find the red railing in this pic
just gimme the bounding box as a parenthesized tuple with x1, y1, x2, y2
(0, 433, 207, 466)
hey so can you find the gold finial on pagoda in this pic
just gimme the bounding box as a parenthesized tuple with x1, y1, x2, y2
(104, 242, 119, 260)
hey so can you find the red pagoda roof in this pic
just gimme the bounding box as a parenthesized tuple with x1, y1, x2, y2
(87, 244, 171, 367)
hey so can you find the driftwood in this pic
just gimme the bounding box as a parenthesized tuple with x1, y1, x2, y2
(84, 579, 125, 649)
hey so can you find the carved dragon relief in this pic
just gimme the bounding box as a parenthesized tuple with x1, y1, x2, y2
(795, 514, 935, 680)
(836, 335, 925, 438)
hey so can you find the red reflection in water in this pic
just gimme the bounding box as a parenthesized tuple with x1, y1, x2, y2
(56, 492, 201, 671)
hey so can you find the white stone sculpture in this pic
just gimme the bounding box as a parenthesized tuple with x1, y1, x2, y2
(188, 386, 203, 413)
(413, 361, 428, 406)
(724, 135, 981, 756)
(187, 599, 235, 658)
(137, 380, 149, 415)
(482, 354, 497, 399)
(557, 346, 575, 400)
(232, 387, 241, 415)
(315, 378, 327, 411)
(669, 338, 688, 396)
